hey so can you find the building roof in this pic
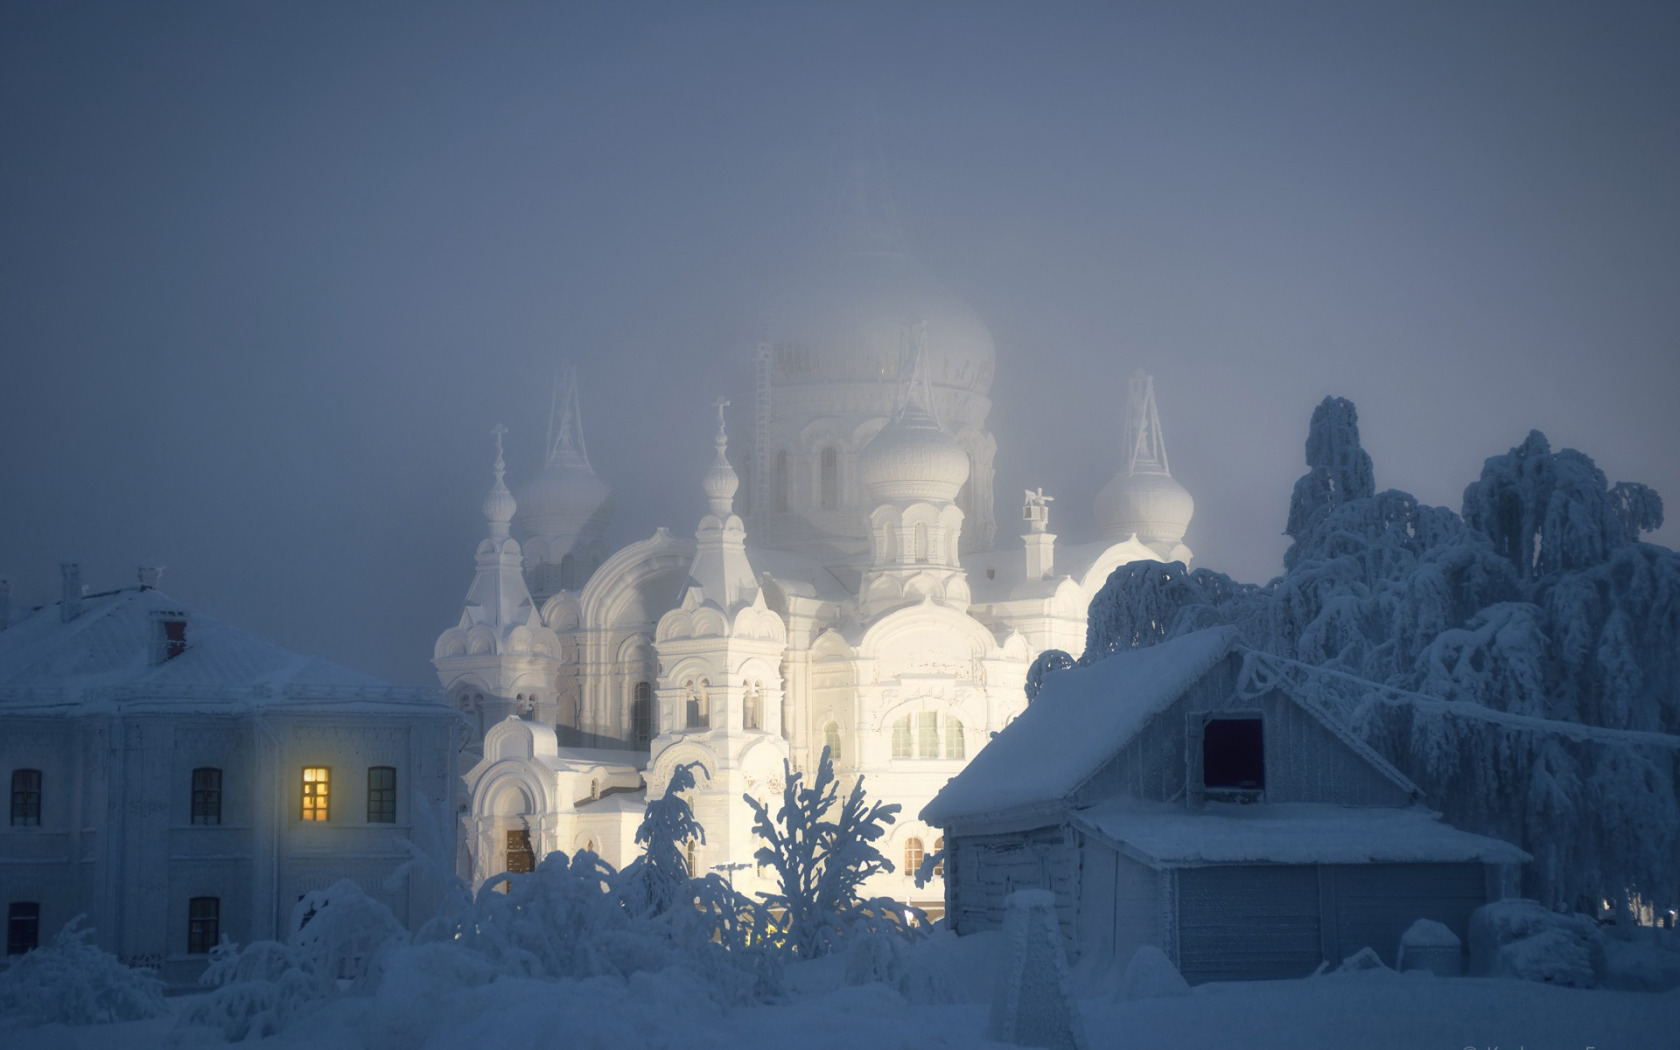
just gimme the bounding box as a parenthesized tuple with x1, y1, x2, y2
(1072, 801, 1531, 868)
(0, 587, 441, 714)
(921, 626, 1243, 826)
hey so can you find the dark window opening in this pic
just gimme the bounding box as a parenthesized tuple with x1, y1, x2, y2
(10, 769, 41, 827)
(191, 767, 222, 825)
(162, 618, 188, 660)
(367, 767, 396, 823)
(819, 447, 839, 510)
(1202, 718, 1265, 791)
(7, 902, 39, 956)
(188, 897, 219, 954)
(506, 829, 536, 874)
(632, 682, 652, 748)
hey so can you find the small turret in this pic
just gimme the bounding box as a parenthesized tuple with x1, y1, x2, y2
(1023, 488, 1056, 580)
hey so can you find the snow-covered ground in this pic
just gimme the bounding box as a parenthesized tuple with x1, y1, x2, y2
(6, 932, 1675, 1050)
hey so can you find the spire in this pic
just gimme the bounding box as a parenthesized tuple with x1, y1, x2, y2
(824, 109, 907, 256)
(545, 363, 592, 469)
(1124, 371, 1170, 475)
(895, 320, 940, 427)
(483, 424, 517, 540)
(687, 399, 757, 611)
(702, 396, 740, 518)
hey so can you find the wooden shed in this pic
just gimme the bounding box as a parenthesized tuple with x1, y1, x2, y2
(921, 627, 1528, 982)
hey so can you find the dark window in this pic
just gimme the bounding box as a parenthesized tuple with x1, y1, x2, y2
(7, 902, 39, 955)
(10, 769, 41, 826)
(188, 897, 219, 954)
(632, 682, 652, 748)
(773, 451, 790, 513)
(819, 448, 839, 510)
(161, 618, 187, 660)
(506, 830, 535, 874)
(367, 767, 396, 823)
(191, 768, 222, 825)
(1203, 718, 1265, 791)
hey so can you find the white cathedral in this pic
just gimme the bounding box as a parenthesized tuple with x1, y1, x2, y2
(434, 181, 1197, 907)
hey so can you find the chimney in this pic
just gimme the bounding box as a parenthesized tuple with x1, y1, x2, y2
(137, 565, 164, 590)
(0, 577, 10, 630)
(60, 561, 83, 622)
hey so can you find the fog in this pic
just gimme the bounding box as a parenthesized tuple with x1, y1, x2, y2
(3, 2, 1676, 685)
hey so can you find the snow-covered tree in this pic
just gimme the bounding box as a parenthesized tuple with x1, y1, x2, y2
(0, 917, 166, 1028)
(1051, 395, 1680, 916)
(746, 747, 904, 957)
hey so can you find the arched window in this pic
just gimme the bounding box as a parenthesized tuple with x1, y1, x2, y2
(632, 682, 652, 748)
(917, 712, 939, 758)
(685, 680, 702, 729)
(559, 553, 576, 591)
(824, 721, 842, 764)
(774, 450, 790, 513)
(945, 718, 965, 760)
(685, 837, 698, 878)
(891, 717, 912, 758)
(742, 680, 758, 730)
(904, 837, 925, 874)
(819, 447, 839, 510)
(187, 897, 220, 954)
(934, 836, 945, 878)
(914, 522, 929, 563)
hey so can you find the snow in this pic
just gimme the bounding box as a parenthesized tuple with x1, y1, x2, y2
(987, 890, 1087, 1050)
(921, 627, 1241, 825)
(1073, 801, 1530, 867)
(1397, 919, 1463, 977)
(7, 947, 1676, 1050)
(1114, 946, 1190, 1001)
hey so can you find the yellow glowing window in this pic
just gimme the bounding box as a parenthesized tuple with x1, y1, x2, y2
(302, 767, 330, 821)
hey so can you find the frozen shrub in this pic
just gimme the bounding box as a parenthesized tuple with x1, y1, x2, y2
(1468, 899, 1605, 987)
(0, 916, 166, 1027)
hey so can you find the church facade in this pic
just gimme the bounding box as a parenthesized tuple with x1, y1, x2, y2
(435, 192, 1197, 905)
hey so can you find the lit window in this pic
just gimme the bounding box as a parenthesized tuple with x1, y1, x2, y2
(917, 712, 939, 758)
(191, 768, 222, 825)
(934, 837, 945, 878)
(685, 837, 698, 877)
(891, 717, 912, 758)
(945, 718, 965, 760)
(632, 682, 652, 747)
(7, 902, 39, 956)
(10, 769, 41, 827)
(824, 721, 842, 764)
(367, 767, 396, 823)
(506, 830, 535, 874)
(188, 897, 219, 954)
(302, 767, 330, 821)
(905, 837, 924, 874)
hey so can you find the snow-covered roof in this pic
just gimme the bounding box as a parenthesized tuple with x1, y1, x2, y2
(0, 587, 440, 713)
(921, 626, 1243, 826)
(1073, 801, 1531, 868)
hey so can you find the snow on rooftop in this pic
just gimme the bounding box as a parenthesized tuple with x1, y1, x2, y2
(0, 588, 434, 712)
(1073, 801, 1531, 868)
(921, 626, 1242, 826)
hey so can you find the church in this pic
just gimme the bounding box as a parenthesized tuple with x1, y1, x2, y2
(434, 166, 1198, 907)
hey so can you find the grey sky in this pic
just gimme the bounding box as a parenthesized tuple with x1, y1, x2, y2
(4, 1, 1676, 684)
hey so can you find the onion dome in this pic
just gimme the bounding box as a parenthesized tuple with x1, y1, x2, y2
(483, 424, 517, 539)
(860, 394, 970, 503)
(514, 453, 612, 545)
(1093, 372, 1193, 548)
(702, 399, 740, 517)
(1094, 469, 1194, 547)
